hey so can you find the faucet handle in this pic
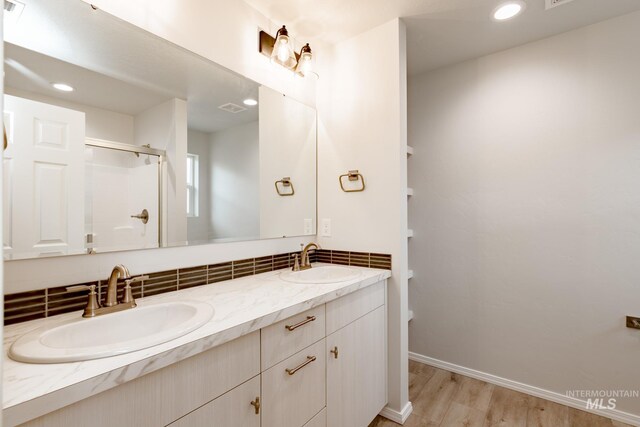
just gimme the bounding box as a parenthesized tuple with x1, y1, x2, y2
(66, 284, 97, 294)
(125, 275, 149, 286)
(122, 275, 146, 306)
(66, 285, 100, 318)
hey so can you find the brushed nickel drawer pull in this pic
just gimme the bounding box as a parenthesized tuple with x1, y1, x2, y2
(285, 315, 316, 331)
(285, 356, 316, 375)
(250, 397, 260, 415)
(330, 346, 339, 359)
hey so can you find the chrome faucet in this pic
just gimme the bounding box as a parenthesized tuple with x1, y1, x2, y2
(298, 242, 319, 271)
(104, 264, 131, 307)
(66, 264, 147, 318)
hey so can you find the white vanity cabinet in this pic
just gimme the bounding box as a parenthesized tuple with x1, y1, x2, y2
(326, 281, 387, 427)
(262, 280, 387, 427)
(18, 280, 387, 427)
(326, 307, 387, 426)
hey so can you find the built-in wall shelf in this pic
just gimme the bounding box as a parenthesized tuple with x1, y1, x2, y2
(407, 146, 414, 156)
(407, 187, 414, 197)
(407, 229, 414, 238)
(408, 270, 414, 279)
(408, 310, 414, 322)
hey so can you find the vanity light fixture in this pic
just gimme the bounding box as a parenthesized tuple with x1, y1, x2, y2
(295, 43, 313, 76)
(270, 25, 297, 68)
(493, 1, 526, 21)
(243, 98, 258, 106)
(259, 26, 313, 77)
(52, 82, 74, 92)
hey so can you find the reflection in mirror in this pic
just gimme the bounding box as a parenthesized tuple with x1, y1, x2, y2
(2, 0, 316, 261)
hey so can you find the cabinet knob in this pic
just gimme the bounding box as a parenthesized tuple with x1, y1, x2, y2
(330, 346, 339, 359)
(250, 396, 260, 415)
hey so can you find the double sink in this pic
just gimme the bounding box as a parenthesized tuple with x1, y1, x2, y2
(9, 265, 360, 364)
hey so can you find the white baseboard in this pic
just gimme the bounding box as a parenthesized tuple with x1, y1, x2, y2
(409, 352, 640, 427)
(379, 401, 413, 424)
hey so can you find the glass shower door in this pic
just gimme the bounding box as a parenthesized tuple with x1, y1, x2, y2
(85, 144, 160, 253)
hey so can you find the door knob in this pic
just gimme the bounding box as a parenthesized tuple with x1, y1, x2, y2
(130, 209, 149, 224)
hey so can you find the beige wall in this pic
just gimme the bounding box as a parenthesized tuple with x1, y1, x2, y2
(408, 10, 640, 420)
(211, 121, 260, 241)
(259, 86, 316, 240)
(317, 18, 409, 419)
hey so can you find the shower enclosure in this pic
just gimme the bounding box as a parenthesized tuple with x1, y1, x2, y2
(84, 139, 164, 253)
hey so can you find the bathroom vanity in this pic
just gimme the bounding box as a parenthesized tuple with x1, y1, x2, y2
(3, 265, 390, 427)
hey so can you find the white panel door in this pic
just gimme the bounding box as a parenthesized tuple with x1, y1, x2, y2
(3, 95, 85, 257)
(327, 306, 387, 427)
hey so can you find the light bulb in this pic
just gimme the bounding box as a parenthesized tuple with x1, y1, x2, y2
(277, 37, 290, 62)
(295, 43, 313, 77)
(52, 82, 74, 92)
(298, 54, 312, 75)
(493, 1, 525, 21)
(270, 25, 297, 69)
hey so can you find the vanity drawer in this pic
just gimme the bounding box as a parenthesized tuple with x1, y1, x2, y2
(261, 305, 325, 370)
(262, 339, 326, 427)
(326, 280, 385, 335)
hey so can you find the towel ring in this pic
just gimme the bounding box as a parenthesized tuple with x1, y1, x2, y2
(275, 177, 295, 196)
(339, 170, 365, 192)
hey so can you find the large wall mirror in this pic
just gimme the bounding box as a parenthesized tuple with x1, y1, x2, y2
(2, 0, 317, 260)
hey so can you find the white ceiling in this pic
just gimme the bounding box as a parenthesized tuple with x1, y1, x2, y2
(5, 43, 169, 116)
(4, 0, 260, 133)
(244, 0, 640, 76)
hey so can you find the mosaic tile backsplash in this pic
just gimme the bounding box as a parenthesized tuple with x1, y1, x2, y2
(4, 249, 391, 325)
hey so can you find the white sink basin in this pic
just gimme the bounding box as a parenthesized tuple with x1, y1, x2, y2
(9, 301, 214, 364)
(279, 265, 361, 284)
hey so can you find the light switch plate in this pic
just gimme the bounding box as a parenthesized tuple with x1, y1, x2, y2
(321, 218, 331, 237)
(626, 316, 640, 330)
(304, 218, 313, 235)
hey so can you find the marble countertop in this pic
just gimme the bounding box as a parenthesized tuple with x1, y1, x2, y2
(3, 263, 390, 426)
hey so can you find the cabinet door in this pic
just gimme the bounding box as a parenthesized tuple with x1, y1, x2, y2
(169, 375, 260, 427)
(327, 306, 386, 427)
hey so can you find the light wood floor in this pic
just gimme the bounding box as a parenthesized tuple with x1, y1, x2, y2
(369, 360, 633, 427)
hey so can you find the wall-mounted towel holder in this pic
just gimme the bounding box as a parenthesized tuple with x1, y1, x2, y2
(339, 170, 365, 192)
(275, 177, 295, 196)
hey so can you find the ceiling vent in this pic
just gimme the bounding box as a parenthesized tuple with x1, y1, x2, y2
(4, 0, 25, 22)
(218, 103, 246, 114)
(545, 0, 575, 9)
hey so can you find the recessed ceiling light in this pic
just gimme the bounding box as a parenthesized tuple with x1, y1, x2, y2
(493, 1, 526, 21)
(243, 98, 258, 106)
(52, 82, 74, 92)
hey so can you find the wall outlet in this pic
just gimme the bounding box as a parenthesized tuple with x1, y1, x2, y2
(321, 218, 331, 237)
(626, 316, 640, 330)
(304, 218, 313, 235)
